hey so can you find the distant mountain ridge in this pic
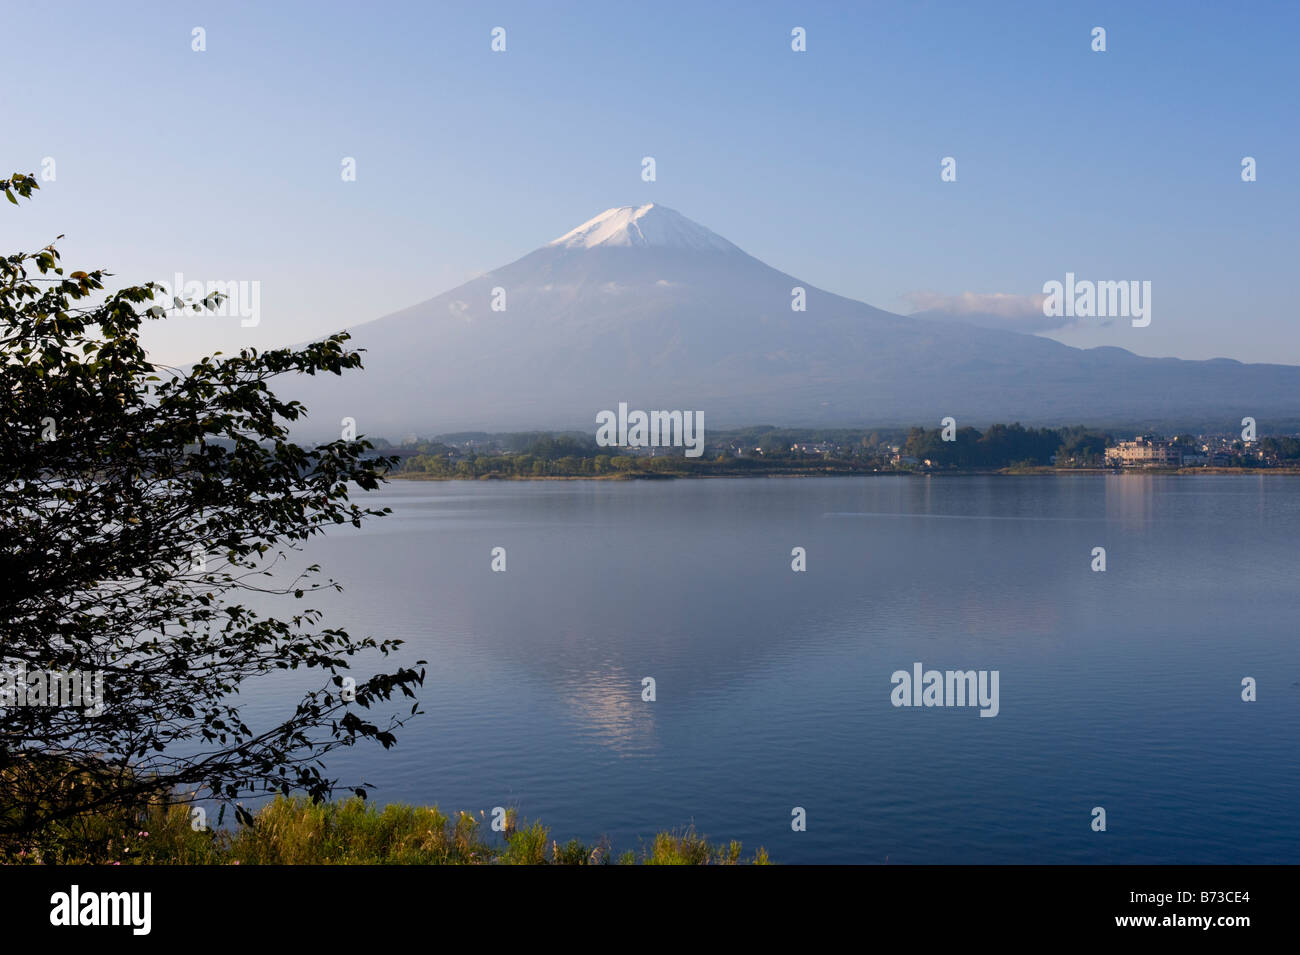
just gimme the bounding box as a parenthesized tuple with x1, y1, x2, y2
(285, 204, 1300, 439)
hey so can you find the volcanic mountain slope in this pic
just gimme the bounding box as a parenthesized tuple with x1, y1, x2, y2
(286, 203, 1300, 438)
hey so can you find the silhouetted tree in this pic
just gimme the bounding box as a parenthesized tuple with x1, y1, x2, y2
(0, 174, 424, 843)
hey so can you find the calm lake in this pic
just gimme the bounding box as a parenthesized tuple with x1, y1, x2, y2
(242, 474, 1300, 863)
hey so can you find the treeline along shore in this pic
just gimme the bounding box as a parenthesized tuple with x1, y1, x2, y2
(373, 423, 1300, 480)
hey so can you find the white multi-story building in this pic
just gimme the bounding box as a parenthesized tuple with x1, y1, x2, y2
(1106, 437, 1182, 468)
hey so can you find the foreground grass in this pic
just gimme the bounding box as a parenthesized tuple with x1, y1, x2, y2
(2, 796, 770, 865)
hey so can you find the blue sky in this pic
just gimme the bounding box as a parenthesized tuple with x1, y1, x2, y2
(4, 0, 1296, 365)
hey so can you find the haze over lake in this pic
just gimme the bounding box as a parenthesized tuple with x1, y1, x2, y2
(243, 475, 1299, 864)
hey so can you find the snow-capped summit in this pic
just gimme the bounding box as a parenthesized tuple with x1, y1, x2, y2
(547, 203, 740, 253)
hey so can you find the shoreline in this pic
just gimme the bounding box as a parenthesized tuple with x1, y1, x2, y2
(387, 466, 1300, 482)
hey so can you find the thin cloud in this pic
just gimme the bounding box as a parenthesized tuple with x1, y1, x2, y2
(904, 290, 1067, 333)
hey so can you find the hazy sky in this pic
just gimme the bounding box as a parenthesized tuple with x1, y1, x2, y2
(4, 0, 1296, 366)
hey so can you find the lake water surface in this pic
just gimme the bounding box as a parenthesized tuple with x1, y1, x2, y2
(243, 474, 1300, 863)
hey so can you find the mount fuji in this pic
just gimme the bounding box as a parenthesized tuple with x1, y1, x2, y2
(286, 203, 1300, 438)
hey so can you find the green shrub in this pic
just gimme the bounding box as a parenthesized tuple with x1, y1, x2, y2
(2, 794, 770, 865)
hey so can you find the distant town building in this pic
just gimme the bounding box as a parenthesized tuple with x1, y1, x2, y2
(1106, 437, 1182, 468)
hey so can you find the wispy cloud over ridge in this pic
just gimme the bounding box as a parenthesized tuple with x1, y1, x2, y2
(904, 291, 1067, 333)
